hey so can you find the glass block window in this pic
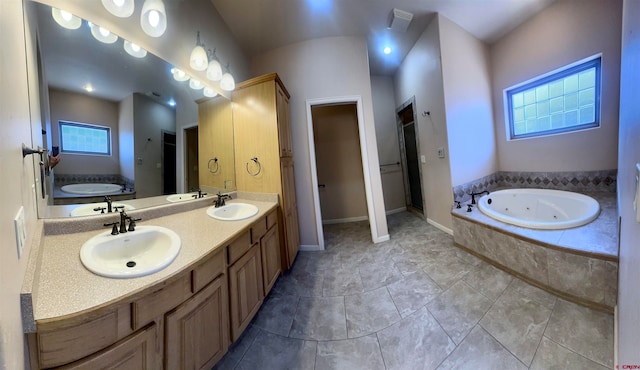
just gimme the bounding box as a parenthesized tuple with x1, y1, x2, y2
(59, 121, 111, 155)
(506, 57, 601, 140)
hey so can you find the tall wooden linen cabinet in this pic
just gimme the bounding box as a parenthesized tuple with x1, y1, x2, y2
(233, 73, 300, 270)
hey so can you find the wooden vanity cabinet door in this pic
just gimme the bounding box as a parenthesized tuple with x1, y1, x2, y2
(165, 275, 229, 370)
(58, 323, 158, 370)
(228, 243, 264, 341)
(261, 225, 281, 296)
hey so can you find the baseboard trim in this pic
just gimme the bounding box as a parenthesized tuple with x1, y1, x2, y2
(299, 244, 322, 252)
(374, 234, 390, 243)
(322, 216, 368, 225)
(427, 218, 453, 235)
(385, 207, 406, 215)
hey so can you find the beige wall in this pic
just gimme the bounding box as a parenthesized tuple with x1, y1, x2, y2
(133, 93, 176, 198)
(0, 1, 40, 368)
(312, 105, 368, 222)
(394, 15, 454, 231)
(371, 75, 406, 212)
(49, 89, 120, 175)
(439, 16, 498, 186)
(490, 0, 622, 172)
(251, 36, 389, 246)
(617, 0, 640, 362)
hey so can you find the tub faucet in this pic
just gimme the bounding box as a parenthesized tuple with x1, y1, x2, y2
(104, 196, 113, 213)
(470, 190, 490, 205)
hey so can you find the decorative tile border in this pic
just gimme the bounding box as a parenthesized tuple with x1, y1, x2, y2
(453, 169, 617, 203)
(54, 174, 134, 190)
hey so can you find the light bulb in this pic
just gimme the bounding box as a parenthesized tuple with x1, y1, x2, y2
(61, 10, 72, 21)
(140, 0, 167, 37)
(124, 40, 147, 58)
(189, 78, 204, 90)
(148, 10, 160, 27)
(51, 8, 81, 30)
(189, 45, 208, 71)
(99, 27, 110, 37)
(171, 68, 189, 82)
(101, 0, 134, 18)
(90, 23, 118, 44)
(131, 43, 140, 52)
(220, 72, 235, 91)
(206, 59, 223, 81)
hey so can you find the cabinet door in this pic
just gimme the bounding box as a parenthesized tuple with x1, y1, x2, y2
(165, 275, 229, 370)
(276, 84, 292, 157)
(281, 158, 300, 269)
(260, 225, 281, 295)
(61, 324, 157, 370)
(228, 244, 264, 341)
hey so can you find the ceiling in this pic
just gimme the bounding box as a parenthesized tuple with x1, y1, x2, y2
(210, 0, 557, 76)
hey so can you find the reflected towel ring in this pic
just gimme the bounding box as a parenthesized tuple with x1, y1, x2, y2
(208, 157, 220, 174)
(246, 157, 261, 177)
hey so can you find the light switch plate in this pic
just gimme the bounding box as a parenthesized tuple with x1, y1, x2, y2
(14, 206, 26, 259)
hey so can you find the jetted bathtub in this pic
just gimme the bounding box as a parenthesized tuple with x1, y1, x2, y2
(477, 188, 600, 230)
(61, 183, 123, 195)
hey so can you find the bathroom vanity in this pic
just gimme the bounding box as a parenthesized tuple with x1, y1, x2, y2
(24, 197, 280, 369)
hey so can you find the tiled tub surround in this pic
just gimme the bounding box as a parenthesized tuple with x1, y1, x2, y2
(452, 169, 617, 204)
(452, 192, 617, 312)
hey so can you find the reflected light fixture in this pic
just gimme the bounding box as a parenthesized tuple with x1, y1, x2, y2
(124, 40, 147, 58)
(203, 87, 218, 98)
(189, 78, 204, 90)
(168, 99, 176, 107)
(171, 68, 189, 82)
(220, 65, 235, 91)
(101, 0, 134, 18)
(89, 22, 118, 44)
(190, 32, 208, 71)
(51, 8, 81, 30)
(141, 0, 167, 37)
(206, 49, 223, 81)
(84, 84, 94, 92)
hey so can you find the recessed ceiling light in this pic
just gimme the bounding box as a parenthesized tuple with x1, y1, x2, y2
(383, 47, 391, 55)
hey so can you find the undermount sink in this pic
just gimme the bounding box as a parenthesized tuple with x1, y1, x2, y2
(166, 193, 205, 203)
(70, 202, 135, 217)
(206, 203, 259, 221)
(80, 225, 181, 278)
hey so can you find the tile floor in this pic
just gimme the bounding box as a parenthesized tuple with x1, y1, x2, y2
(214, 212, 613, 370)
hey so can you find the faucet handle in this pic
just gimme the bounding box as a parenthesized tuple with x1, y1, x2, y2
(104, 222, 119, 235)
(128, 217, 142, 232)
(93, 207, 107, 214)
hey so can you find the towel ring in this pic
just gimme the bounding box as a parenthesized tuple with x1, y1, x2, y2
(246, 157, 262, 177)
(207, 157, 220, 174)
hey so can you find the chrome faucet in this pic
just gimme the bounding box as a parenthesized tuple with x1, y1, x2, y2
(470, 190, 490, 205)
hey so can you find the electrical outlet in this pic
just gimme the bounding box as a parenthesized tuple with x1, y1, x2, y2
(437, 147, 445, 158)
(14, 206, 26, 259)
(225, 180, 233, 189)
(420, 155, 426, 164)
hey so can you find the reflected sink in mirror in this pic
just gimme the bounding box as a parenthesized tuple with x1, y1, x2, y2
(70, 202, 135, 217)
(166, 193, 208, 203)
(80, 225, 181, 279)
(206, 203, 259, 221)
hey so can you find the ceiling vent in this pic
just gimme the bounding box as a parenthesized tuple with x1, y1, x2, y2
(388, 8, 413, 32)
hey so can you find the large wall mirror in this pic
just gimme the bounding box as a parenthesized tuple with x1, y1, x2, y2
(25, 0, 236, 218)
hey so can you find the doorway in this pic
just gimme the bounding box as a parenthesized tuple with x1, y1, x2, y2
(162, 130, 176, 194)
(184, 126, 199, 191)
(312, 104, 368, 224)
(306, 96, 386, 251)
(397, 98, 424, 214)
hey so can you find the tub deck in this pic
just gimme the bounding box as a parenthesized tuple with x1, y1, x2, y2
(452, 192, 617, 312)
